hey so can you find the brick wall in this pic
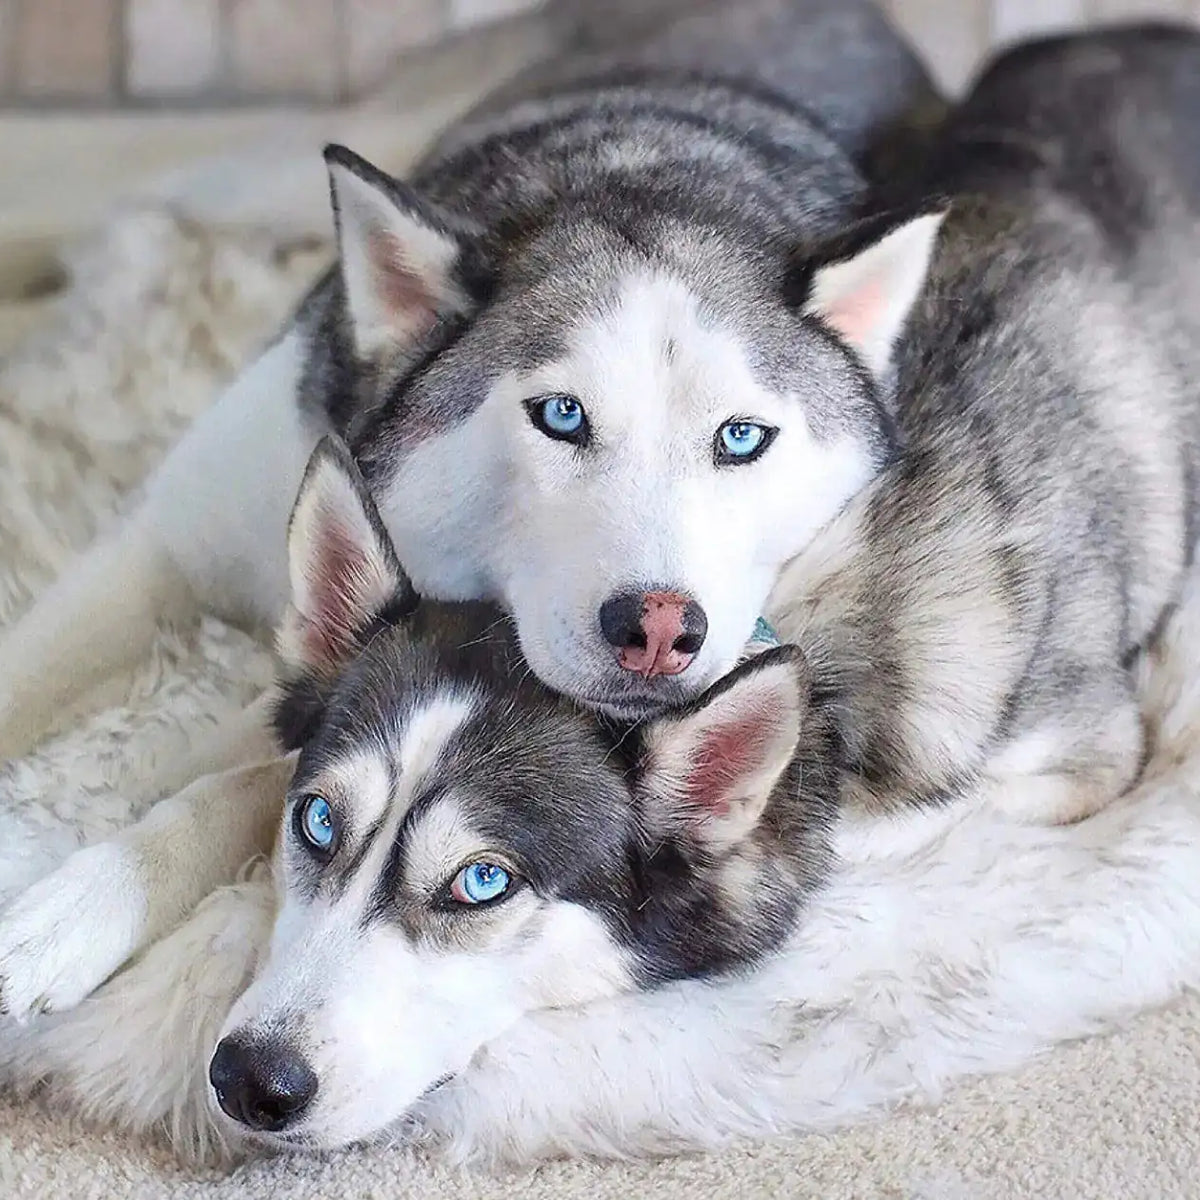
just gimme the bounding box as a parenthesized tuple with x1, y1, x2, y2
(0, 0, 1197, 107)
(885, 0, 1200, 92)
(0, 0, 549, 105)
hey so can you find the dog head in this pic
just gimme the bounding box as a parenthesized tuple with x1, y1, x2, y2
(315, 147, 943, 719)
(210, 438, 838, 1150)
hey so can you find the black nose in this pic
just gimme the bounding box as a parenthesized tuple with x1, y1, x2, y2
(209, 1033, 318, 1133)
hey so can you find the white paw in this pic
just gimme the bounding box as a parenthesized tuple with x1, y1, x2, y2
(0, 841, 147, 1020)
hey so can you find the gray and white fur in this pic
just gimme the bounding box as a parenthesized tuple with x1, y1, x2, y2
(769, 24, 1200, 825)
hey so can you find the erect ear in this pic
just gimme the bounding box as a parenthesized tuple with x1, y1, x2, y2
(324, 144, 490, 362)
(636, 646, 808, 854)
(278, 435, 418, 678)
(800, 209, 945, 379)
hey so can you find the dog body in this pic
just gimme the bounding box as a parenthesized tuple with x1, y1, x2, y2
(2, 24, 1200, 1153)
(762, 26, 1200, 826)
(209, 27, 1200, 1143)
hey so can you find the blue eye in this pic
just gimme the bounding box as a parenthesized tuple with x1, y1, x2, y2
(716, 420, 775, 465)
(298, 794, 335, 852)
(451, 862, 512, 905)
(527, 394, 589, 444)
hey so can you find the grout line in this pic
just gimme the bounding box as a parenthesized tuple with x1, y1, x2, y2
(0, 0, 12, 101)
(113, 0, 127, 101)
(334, 0, 349, 106)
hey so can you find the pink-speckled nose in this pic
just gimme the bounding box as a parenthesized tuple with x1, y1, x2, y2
(598, 591, 707, 678)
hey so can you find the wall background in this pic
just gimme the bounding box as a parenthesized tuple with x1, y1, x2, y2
(0, 0, 1197, 108)
(891, 0, 1200, 91)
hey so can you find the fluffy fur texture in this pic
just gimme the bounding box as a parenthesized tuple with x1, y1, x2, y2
(3, 208, 1200, 1172)
(767, 28, 1200, 827)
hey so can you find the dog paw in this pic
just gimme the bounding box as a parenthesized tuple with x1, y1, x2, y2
(0, 841, 146, 1020)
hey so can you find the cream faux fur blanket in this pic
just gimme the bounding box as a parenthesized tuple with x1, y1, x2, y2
(1, 211, 1199, 1199)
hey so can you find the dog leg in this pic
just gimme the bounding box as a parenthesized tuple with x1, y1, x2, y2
(0, 751, 294, 1020)
(0, 325, 322, 763)
(984, 686, 1145, 826)
(140, 691, 284, 810)
(0, 515, 195, 762)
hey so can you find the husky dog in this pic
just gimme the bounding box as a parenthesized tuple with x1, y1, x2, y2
(0, 0, 940, 1019)
(762, 24, 1200, 826)
(205, 436, 839, 1145)
(2, 22, 1199, 1159)
(0, 0, 939, 762)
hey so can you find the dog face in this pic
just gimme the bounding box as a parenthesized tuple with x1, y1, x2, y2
(210, 438, 837, 1150)
(217, 683, 638, 1151)
(321, 148, 942, 720)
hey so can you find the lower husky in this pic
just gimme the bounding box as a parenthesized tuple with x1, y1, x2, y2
(209, 437, 838, 1147)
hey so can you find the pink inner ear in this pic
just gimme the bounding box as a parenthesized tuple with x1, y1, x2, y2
(302, 519, 370, 669)
(823, 277, 884, 350)
(369, 231, 439, 342)
(683, 714, 777, 817)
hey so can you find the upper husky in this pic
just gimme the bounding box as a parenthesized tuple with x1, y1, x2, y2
(307, 0, 941, 717)
(0, 0, 941, 756)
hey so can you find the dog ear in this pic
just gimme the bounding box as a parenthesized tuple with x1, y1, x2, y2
(279, 436, 418, 678)
(797, 209, 944, 380)
(324, 145, 490, 362)
(636, 646, 808, 854)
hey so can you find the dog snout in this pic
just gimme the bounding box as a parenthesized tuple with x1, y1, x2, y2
(209, 1032, 318, 1133)
(598, 590, 708, 677)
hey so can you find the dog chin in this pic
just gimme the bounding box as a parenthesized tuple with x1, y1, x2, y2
(216, 1073, 459, 1155)
(590, 695, 664, 722)
(233, 1116, 376, 1155)
(558, 665, 710, 720)
(586, 669, 720, 722)
(246, 1127, 317, 1154)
